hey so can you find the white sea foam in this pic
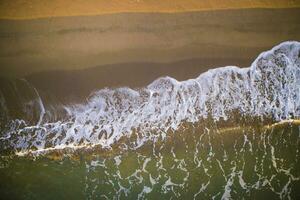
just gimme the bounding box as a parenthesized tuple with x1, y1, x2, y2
(2, 41, 300, 154)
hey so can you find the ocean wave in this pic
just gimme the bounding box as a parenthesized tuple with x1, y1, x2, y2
(0, 41, 299, 154)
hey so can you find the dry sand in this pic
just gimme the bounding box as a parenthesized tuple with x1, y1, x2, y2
(0, 0, 299, 20)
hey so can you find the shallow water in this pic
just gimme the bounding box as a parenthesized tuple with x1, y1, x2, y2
(1, 124, 299, 199)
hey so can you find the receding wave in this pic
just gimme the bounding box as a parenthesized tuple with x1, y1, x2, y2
(0, 41, 300, 155)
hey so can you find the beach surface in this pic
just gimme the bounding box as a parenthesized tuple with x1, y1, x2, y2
(0, 8, 299, 80)
(0, 0, 299, 20)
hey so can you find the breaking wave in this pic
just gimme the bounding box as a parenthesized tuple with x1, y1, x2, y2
(0, 41, 300, 155)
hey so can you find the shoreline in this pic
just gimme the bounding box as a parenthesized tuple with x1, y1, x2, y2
(12, 119, 300, 158)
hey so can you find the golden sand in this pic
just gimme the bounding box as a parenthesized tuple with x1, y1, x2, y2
(0, 0, 299, 20)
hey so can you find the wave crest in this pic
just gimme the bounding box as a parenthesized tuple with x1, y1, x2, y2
(1, 41, 300, 154)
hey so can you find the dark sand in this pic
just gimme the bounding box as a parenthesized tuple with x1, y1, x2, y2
(25, 58, 248, 102)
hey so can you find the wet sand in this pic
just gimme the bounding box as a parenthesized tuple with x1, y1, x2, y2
(0, 8, 299, 79)
(25, 58, 249, 102)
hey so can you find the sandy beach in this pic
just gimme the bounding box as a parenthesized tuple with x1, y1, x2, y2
(0, 8, 299, 79)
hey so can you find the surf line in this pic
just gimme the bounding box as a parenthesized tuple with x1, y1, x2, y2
(14, 119, 300, 157)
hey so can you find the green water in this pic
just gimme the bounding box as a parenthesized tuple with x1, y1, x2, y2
(0, 124, 299, 200)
